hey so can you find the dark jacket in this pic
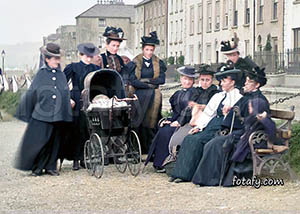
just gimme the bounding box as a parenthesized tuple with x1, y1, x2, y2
(16, 64, 73, 123)
(63, 61, 100, 115)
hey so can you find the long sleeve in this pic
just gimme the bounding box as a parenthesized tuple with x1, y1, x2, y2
(63, 63, 73, 82)
(149, 60, 166, 85)
(127, 61, 151, 89)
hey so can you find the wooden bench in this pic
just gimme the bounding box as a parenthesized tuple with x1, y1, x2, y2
(248, 106, 299, 181)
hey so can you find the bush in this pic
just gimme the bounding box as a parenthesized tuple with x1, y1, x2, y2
(288, 122, 300, 173)
(161, 109, 172, 118)
(168, 56, 175, 65)
(177, 55, 185, 65)
(0, 91, 22, 116)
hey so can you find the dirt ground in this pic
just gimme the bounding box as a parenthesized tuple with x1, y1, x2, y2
(1, 120, 300, 214)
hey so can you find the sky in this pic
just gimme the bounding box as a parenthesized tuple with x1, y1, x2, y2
(0, 0, 141, 45)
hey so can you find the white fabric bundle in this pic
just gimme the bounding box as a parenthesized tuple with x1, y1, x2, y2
(87, 94, 128, 111)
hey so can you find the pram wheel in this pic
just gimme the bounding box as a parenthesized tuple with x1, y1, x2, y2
(88, 133, 105, 178)
(111, 136, 127, 173)
(126, 130, 142, 176)
(84, 140, 94, 176)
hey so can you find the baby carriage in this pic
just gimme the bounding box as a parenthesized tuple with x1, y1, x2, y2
(81, 69, 142, 178)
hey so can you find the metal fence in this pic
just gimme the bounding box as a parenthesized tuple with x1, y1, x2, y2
(253, 49, 300, 74)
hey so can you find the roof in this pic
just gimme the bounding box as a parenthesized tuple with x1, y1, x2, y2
(135, 0, 152, 7)
(76, 4, 135, 20)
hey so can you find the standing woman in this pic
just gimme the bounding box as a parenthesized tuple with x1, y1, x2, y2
(62, 43, 100, 170)
(127, 31, 166, 154)
(100, 26, 129, 87)
(14, 43, 73, 176)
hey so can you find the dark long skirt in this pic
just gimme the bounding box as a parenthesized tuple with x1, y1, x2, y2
(192, 130, 245, 186)
(145, 125, 177, 168)
(14, 118, 65, 171)
(192, 135, 230, 186)
(59, 111, 89, 161)
(171, 117, 223, 181)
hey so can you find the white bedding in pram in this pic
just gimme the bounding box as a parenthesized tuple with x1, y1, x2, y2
(87, 94, 128, 111)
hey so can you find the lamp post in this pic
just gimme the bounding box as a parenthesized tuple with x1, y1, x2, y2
(1, 50, 5, 75)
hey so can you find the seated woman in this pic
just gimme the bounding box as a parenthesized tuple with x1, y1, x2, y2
(192, 66, 269, 186)
(169, 65, 243, 182)
(164, 65, 219, 161)
(144, 66, 201, 171)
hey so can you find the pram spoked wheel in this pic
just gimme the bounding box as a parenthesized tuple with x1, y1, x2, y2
(126, 130, 142, 176)
(111, 136, 127, 173)
(84, 133, 105, 178)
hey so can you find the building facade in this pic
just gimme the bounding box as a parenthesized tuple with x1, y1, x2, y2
(134, 0, 168, 59)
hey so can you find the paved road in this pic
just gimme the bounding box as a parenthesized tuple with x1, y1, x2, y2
(1, 120, 300, 214)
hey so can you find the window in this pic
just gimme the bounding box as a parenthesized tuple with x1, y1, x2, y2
(223, 0, 228, 28)
(233, 0, 238, 26)
(189, 45, 194, 64)
(198, 43, 202, 63)
(245, 40, 250, 56)
(176, 0, 178, 12)
(190, 5, 195, 35)
(197, 3, 203, 33)
(257, 35, 262, 51)
(170, 0, 173, 13)
(180, 19, 183, 41)
(175, 21, 178, 42)
(180, 0, 183, 11)
(170, 21, 173, 43)
(206, 43, 212, 63)
(245, 0, 250, 25)
(99, 36, 105, 48)
(215, 0, 220, 30)
(258, 0, 264, 22)
(207, 1, 212, 32)
(272, 0, 278, 20)
(98, 18, 106, 27)
(294, 28, 300, 49)
(272, 37, 278, 53)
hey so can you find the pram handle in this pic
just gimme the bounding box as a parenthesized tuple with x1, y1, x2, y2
(113, 94, 138, 102)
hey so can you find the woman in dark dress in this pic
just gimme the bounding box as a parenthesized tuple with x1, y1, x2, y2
(169, 66, 242, 182)
(144, 66, 198, 171)
(127, 31, 166, 154)
(148, 65, 219, 172)
(192, 68, 269, 186)
(99, 26, 129, 88)
(14, 43, 73, 176)
(61, 43, 100, 170)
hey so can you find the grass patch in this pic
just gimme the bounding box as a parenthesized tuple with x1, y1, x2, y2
(0, 91, 22, 116)
(288, 122, 300, 173)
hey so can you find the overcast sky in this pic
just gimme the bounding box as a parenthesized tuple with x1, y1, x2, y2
(0, 0, 141, 45)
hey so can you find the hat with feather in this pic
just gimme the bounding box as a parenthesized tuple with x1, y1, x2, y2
(141, 31, 160, 46)
(220, 32, 240, 54)
(103, 26, 126, 41)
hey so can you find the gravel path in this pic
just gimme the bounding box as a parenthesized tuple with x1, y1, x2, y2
(1, 120, 300, 214)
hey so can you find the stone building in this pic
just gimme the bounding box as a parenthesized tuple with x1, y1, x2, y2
(134, 0, 168, 59)
(76, 0, 135, 56)
(168, 0, 185, 62)
(284, 0, 300, 51)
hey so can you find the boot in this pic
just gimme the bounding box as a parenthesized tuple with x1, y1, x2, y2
(72, 160, 79, 170)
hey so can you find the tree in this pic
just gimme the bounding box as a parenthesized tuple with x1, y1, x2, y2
(264, 34, 272, 51)
(168, 56, 175, 65)
(177, 55, 185, 65)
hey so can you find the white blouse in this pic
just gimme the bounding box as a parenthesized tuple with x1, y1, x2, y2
(195, 88, 242, 130)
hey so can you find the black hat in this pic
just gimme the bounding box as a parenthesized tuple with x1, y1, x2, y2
(141, 31, 160, 46)
(103, 26, 126, 41)
(77, 43, 100, 57)
(197, 64, 215, 76)
(40, 43, 61, 57)
(177, 66, 198, 78)
(220, 32, 240, 54)
(247, 67, 267, 87)
(215, 63, 241, 82)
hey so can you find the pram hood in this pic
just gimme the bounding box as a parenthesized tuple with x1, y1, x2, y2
(83, 69, 125, 102)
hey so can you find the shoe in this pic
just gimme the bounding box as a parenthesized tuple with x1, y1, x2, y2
(72, 160, 79, 170)
(168, 177, 176, 182)
(156, 168, 166, 173)
(174, 178, 184, 183)
(31, 169, 43, 176)
(80, 160, 86, 169)
(45, 170, 59, 176)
